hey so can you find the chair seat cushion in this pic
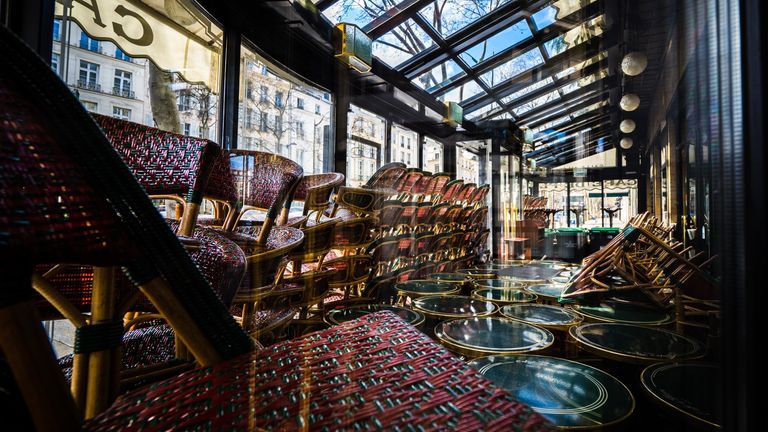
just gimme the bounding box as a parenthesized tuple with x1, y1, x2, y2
(58, 325, 176, 381)
(85, 311, 554, 431)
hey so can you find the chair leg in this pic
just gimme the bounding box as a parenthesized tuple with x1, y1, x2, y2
(137, 277, 222, 366)
(85, 266, 118, 419)
(0, 300, 81, 431)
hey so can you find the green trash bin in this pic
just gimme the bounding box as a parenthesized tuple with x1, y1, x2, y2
(589, 227, 621, 254)
(555, 228, 588, 263)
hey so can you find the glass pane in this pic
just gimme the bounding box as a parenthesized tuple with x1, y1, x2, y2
(322, 0, 379, 27)
(500, 77, 554, 105)
(480, 47, 545, 88)
(532, 0, 599, 31)
(423, 137, 443, 173)
(457, 147, 480, 183)
(373, 19, 435, 68)
(531, 114, 572, 135)
(543, 15, 607, 58)
(459, 20, 533, 66)
(465, 102, 501, 120)
(238, 45, 332, 174)
(391, 124, 418, 167)
(420, 0, 513, 38)
(512, 89, 561, 116)
(413, 59, 465, 92)
(555, 51, 607, 79)
(52, 1, 222, 137)
(348, 105, 385, 187)
(437, 79, 485, 103)
(560, 69, 609, 95)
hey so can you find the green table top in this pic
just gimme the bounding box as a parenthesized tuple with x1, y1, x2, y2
(500, 304, 583, 330)
(570, 323, 704, 364)
(472, 279, 525, 290)
(325, 304, 425, 327)
(394, 280, 460, 297)
(469, 355, 635, 429)
(427, 272, 472, 283)
(572, 300, 674, 325)
(436, 317, 554, 356)
(412, 295, 497, 319)
(641, 363, 721, 429)
(525, 284, 567, 300)
(471, 288, 538, 305)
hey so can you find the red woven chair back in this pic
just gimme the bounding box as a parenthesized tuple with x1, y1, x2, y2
(364, 162, 406, 190)
(293, 172, 344, 213)
(455, 182, 477, 203)
(394, 169, 423, 193)
(440, 179, 464, 202)
(93, 114, 220, 200)
(425, 173, 451, 197)
(471, 184, 490, 205)
(410, 172, 432, 195)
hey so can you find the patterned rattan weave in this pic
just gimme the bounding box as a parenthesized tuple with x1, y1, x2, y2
(85, 311, 555, 431)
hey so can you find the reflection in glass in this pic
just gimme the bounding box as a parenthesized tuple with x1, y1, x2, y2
(481, 48, 545, 88)
(459, 20, 532, 66)
(373, 19, 435, 67)
(419, 0, 513, 38)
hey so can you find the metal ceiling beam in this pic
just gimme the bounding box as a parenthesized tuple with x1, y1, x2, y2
(527, 124, 612, 159)
(364, 0, 443, 39)
(521, 88, 611, 129)
(459, 36, 608, 112)
(474, 58, 608, 122)
(515, 77, 614, 124)
(315, 0, 338, 10)
(536, 113, 612, 145)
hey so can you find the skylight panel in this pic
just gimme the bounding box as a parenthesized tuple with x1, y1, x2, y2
(543, 15, 607, 58)
(412, 59, 464, 92)
(419, 0, 513, 38)
(480, 48, 544, 88)
(459, 20, 533, 66)
(373, 19, 435, 68)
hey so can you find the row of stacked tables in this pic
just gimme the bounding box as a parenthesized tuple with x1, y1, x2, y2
(323, 259, 720, 430)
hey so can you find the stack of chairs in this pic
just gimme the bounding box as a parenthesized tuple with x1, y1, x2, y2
(0, 27, 561, 430)
(561, 212, 720, 335)
(523, 195, 549, 223)
(328, 166, 491, 306)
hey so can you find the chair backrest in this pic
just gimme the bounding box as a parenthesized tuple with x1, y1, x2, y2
(93, 114, 221, 235)
(364, 162, 406, 190)
(293, 172, 345, 216)
(425, 173, 451, 197)
(0, 25, 252, 429)
(440, 179, 464, 202)
(470, 184, 490, 205)
(394, 168, 424, 193)
(455, 182, 477, 203)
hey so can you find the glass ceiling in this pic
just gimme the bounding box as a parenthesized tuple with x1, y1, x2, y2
(320, 0, 614, 165)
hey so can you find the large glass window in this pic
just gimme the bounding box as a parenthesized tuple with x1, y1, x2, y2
(238, 44, 332, 173)
(53, 0, 223, 136)
(391, 124, 418, 167)
(347, 105, 385, 187)
(457, 145, 480, 183)
(423, 137, 443, 173)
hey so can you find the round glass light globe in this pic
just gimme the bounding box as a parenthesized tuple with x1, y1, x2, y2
(620, 119, 636, 133)
(621, 52, 648, 76)
(620, 94, 640, 111)
(619, 137, 634, 149)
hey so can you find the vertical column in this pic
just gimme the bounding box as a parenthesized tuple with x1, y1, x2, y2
(443, 143, 457, 178)
(332, 62, 350, 176)
(417, 133, 425, 170)
(218, 30, 241, 149)
(383, 119, 392, 164)
(477, 148, 488, 185)
(600, 180, 605, 227)
(490, 137, 502, 260)
(566, 181, 571, 227)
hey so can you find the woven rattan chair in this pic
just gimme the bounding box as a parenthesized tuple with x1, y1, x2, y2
(290, 172, 345, 223)
(0, 26, 251, 427)
(363, 161, 406, 190)
(0, 24, 563, 432)
(438, 179, 464, 203)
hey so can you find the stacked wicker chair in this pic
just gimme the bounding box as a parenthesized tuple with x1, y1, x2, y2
(0, 25, 561, 431)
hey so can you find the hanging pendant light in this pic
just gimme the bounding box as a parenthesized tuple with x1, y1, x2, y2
(619, 119, 636, 133)
(620, 94, 640, 111)
(621, 52, 648, 76)
(619, 137, 634, 149)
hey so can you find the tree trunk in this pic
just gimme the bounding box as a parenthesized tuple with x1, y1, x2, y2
(149, 63, 181, 133)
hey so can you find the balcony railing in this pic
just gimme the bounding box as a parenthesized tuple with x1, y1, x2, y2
(112, 87, 135, 99)
(76, 80, 101, 92)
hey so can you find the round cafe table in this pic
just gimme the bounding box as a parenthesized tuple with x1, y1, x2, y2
(471, 288, 537, 305)
(572, 300, 674, 326)
(500, 304, 583, 332)
(393, 280, 460, 306)
(412, 295, 497, 338)
(435, 317, 554, 358)
(324, 304, 425, 327)
(570, 323, 704, 364)
(640, 362, 721, 430)
(471, 278, 525, 290)
(469, 355, 635, 429)
(525, 283, 566, 304)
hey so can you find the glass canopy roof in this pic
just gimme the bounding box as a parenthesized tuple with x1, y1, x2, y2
(320, 0, 615, 166)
